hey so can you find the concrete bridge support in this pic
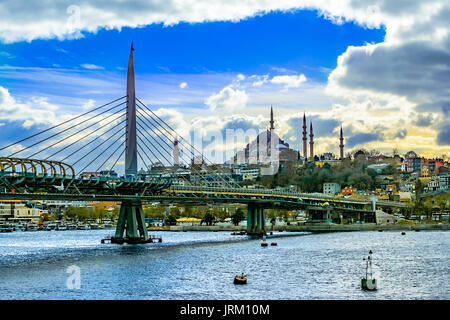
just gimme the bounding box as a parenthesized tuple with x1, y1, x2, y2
(247, 204, 266, 236)
(112, 199, 148, 244)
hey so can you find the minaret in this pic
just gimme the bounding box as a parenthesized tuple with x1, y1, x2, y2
(125, 42, 137, 178)
(302, 113, 308, 159)
(173, 137, 180, 166)
(309, 121, 314, 161)
(269, 105, 274, 130)
(339, 125, 345, 160)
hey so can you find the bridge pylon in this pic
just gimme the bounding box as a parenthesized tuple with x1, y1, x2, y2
(112, 199, 149, 244)
(247, 204, 266, 236)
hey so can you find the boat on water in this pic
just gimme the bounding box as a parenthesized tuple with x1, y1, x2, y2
(89, 224, 99, 230)
(26, 224, 38, 231)
(67, 224, 77, 230)
(361, 250, 377, 291)
(15, 224, 26, 232)
(234, 274, 247, 285)
(44, 223, 57, 231)
(0, 223, 14, 232)
(56, 225, 67, 231)
(77, 224, 90, 230)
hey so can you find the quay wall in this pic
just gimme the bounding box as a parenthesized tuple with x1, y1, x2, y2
(168, 223, 450, 232)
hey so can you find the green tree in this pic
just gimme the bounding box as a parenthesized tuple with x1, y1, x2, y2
(231, 208, 245, 226)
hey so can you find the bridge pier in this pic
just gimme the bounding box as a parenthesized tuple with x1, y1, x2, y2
(247, 204, 266, 236)
(112, 199, 149, 244)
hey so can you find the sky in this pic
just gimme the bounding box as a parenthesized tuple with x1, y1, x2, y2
(0, 0, 449, 172)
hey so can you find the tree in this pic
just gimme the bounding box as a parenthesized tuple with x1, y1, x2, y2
(231, 208, 245, 226)
(202, 212, 215, 226)
(165, 214, 177, 226)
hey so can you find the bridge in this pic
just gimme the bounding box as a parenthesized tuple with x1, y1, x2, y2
(0, 44, 406, 243)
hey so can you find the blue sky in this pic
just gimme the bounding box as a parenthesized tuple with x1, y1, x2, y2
(0, 1, 448, 172)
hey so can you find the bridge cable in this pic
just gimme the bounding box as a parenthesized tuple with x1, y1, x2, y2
(7, 101, 126, 158)
(77, 133, 125, 174)
(136, 110, 215, 183)
(136, 124, 172, 166)
(45, 111, 126, 161)
(0, 96, 126, 152)
(95, 141, 126, 173)
(71, 129, 125, 168)
(60, 124, 125, 163)
(28, 107, 126, 159)
(136, 110, 192, 167)
(136, 141, 155, 166)
(136, 99, 239, 187)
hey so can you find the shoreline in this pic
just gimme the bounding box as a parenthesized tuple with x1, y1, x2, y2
(159, 223, 450, 233)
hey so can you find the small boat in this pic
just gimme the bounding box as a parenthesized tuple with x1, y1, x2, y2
(67, 224, 77, 230)
(77, 224, 90, 230)
(0, 224, 14, 233)
(26, 224, 38, 231)
(361, 250, 377, 291)
(15, 224, 26, 232)
(56, 225, 67, 231)
(234, 274, 247, 285)
(270, 242, 277, 246)
(89, 224, 99, 230)
(261, 242, 268, 247)
(45, 223, 57, 231)
(401, 232, 406, 235)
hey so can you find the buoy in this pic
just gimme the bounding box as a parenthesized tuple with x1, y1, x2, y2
(261, 242, 268, 247)
(378, 230, 383, 232)
(270, 242, 277, 246)
(401, 232, 406, 235)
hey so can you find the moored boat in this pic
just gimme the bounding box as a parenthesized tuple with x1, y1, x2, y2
(234, 274, 247, 285)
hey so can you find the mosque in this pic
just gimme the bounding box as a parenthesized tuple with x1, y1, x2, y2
(233, 107, 345, 166)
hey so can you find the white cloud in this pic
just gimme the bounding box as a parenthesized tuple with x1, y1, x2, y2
(0, 86, 59, 128)
(179, 82, 188, 89)
(270, 74, 307, 89)
(205, 85, 248, 113)
(80, 63, 104, 70)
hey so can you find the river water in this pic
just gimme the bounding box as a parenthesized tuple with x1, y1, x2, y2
(0, 229, 448, 300)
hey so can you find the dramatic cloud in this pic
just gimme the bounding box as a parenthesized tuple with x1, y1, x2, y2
(205, 85, 248, 113)
(437, 124, 450, 145)
(0, 85, 59, 128)
(346, 132, 384, 149)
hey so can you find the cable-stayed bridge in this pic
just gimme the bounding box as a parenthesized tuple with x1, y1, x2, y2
(0, 44, 406, 244)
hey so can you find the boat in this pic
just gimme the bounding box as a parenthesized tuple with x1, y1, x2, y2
(67, 224, 77, 230)
(0, 223, 14, 233)
(261, 242, 268, 247)
(15, 224, 26, 232)
(234, 274, 247, 285)
(56, 225, 67, 231)
(77, 224, 90, 230)
(89, 223, 99, 230)
(44, 223, 57, 231)
(26, 224, 38, 231)
(361, 250, 377, 291)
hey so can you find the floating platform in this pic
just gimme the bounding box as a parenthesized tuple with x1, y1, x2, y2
(101, 235, 162, 244)
(361, 278, 377, 291)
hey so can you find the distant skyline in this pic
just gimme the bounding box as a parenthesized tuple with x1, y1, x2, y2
(0, 1, 449, 160)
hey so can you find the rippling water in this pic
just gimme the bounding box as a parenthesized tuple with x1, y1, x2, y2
(0, 229, 449, 299)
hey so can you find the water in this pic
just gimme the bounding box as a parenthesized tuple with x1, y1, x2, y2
(0, 230, 449, 299)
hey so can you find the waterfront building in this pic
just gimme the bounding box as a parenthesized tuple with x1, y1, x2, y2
(0, 200, 42, 223)
(323, 183, 341, 196)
